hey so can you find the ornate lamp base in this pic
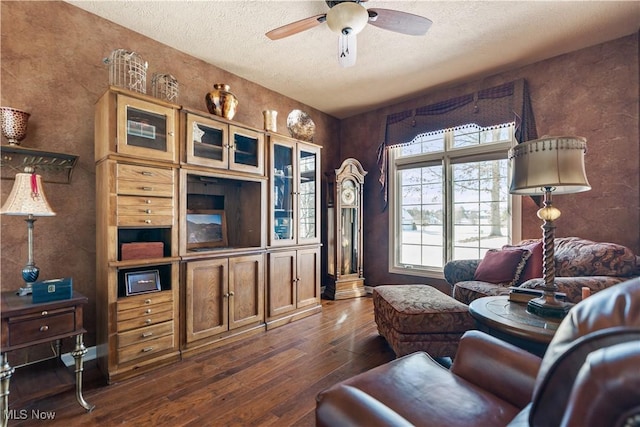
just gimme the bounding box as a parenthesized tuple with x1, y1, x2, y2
(527, 295, 572, 319)
(17, 286, 33, 297)
(18, 263, 39, 296)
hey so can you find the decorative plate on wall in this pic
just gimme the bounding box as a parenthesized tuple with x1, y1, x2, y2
(286, 109, 315, 142)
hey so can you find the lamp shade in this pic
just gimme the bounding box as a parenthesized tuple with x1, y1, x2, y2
(508, 136, 591, 195)
(326, 1, 369, 35)
(1, 172, 56, 216)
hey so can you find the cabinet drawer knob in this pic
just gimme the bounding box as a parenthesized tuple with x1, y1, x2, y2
(145, 308, 152, 314)
(144, 219, 152, 224)
(40, 325, 49, 332)
(141, 171, 153, 176)
(229, 291, 235, 297)
(41, 311, 48, 316)
(142, 186, 153, 191)
(145, 299, 152, 304)
(168, 131, 174, 137)
(224, 293, 229, 298)
(144, 209, 152, 214)
(142, 347, 154, 353)
(145, 199, 152, 204)
(145, 319, 152, 324)
(142, 332, 153, 338)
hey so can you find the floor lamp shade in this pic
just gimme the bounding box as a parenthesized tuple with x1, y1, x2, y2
(508, 136, 590, 318)
(509, 136, 591, 195)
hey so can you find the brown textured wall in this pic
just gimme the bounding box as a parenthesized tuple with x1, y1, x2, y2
(0, 1, 340, 346)
(340, 33, 640, 289)
(1, 1, 638, 347)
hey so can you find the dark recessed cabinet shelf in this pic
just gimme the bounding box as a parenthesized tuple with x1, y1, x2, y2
(0, 145, 79, 184)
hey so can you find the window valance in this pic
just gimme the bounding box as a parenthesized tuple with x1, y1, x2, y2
(377, 78, 537, 205)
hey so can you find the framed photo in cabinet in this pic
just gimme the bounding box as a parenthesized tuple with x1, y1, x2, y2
(125, 270, 162, 296)
(186, 209, 228, 250)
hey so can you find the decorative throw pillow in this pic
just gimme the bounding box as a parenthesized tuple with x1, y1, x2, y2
(473, 248, 532, 286)
(503, 240, 544, 283)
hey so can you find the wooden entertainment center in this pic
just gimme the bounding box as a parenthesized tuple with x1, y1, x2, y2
(95, 87, 321, 383)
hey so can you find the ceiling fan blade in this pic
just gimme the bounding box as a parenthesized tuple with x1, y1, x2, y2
(367, 8, 432, 36)
(266, 14, 327, 40)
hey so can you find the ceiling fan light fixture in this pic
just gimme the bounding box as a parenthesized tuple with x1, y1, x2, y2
(326, 2, 369, 36)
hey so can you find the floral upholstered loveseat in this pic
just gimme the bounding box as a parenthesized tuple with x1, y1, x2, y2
(445, 237, 640, 304)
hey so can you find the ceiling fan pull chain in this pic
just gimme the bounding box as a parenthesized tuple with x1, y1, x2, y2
(341, 36, 349, 57)
(338, 33, 357, 67)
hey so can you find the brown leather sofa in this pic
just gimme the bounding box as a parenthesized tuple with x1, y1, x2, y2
(316, 277, 640, 427)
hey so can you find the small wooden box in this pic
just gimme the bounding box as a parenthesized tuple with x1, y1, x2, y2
(121, 242, 164, 260)
(32, 278, 73, 303)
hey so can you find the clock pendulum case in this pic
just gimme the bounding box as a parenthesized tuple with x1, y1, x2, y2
(324, 158, 367, 300)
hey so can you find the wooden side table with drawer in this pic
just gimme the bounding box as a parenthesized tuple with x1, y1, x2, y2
(0, 291, 95, 426)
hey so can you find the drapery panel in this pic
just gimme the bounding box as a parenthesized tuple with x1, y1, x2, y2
(377, 78, 537, 206)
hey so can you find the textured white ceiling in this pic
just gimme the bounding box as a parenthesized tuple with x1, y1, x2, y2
(67, 1, 640, 119)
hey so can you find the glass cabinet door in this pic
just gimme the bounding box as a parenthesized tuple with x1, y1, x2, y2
(272, 140, 295, 244)
(116, 95, 177, 162)
(339, 208, 358, 275)
(270, 138, 321, 246)
(185, 113, 228, 169)
(298, 145, 319, 244)
(229, 125, 264, 175)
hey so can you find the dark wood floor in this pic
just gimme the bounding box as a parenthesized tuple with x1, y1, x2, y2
(10, 296, 396, 426)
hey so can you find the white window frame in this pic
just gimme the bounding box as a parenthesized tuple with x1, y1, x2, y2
(387, 125, 522, 279)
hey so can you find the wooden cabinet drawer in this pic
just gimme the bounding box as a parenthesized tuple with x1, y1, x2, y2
(8, 309, 76, 346)
(117, 309, 173, 332)
(117, 195, 174, 226)
(117, 291, 173, 311)
(117, 203, 173, 217)
(117, 215, 174, 226)
(116, 180, 174, 198)
(117, 320, 174, 348)
(117, 334, 174, 364)
(116, 163, 174, 184)
(118, 195, 173, 209)
(118, 301, 173, 322)
(116, 164, 174, 197)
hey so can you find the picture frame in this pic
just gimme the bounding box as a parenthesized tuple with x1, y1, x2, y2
(186, 209, 228, 250)
(125, 269, 161, 296)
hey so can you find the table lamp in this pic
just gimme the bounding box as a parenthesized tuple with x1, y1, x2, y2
(1, 168, 56, 296)
(508, 136, 590, 318)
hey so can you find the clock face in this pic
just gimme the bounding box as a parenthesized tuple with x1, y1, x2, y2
(341, 180, 356, 205)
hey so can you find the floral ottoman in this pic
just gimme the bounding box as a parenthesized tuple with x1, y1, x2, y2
(373, 285, 476, 358)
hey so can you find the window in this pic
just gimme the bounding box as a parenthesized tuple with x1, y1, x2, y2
(388, 122, 521, 278)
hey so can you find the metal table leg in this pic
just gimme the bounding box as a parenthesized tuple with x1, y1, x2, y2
(0, 353, 14, 427)
(71, 334, 95, 412)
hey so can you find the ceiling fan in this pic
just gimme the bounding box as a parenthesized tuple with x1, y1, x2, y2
(266, 0, 432, 67)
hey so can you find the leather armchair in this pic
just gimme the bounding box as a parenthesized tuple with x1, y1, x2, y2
(316, 277, 640, 427)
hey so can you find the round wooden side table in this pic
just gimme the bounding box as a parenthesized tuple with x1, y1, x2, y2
(468, 295, 562, 357)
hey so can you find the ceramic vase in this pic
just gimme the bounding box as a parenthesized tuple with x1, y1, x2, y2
(263, 110, 278, 132)
(0, 107, 30, 145)
(205, 84, 238, 120)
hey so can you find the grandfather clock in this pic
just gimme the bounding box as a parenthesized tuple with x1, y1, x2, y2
(324, 158, 367, 299)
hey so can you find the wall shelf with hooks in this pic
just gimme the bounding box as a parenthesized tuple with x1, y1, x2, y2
(0, 145, 78, 184)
